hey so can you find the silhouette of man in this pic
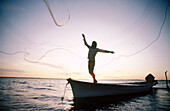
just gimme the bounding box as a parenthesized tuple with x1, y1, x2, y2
(82, 34, 114, 83)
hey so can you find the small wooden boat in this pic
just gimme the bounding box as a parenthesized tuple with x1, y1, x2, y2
(67, 78, 157, 99)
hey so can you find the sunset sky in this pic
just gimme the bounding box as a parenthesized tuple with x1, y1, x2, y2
(0, 0, 170, 80)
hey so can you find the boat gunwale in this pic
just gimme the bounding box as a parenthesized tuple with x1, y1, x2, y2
(67, 78, 155, 88)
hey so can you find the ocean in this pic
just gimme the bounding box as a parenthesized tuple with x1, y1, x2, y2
(0, 78, 169, 111)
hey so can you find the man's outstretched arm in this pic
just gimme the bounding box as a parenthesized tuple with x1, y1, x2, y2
(82, 34, 90, 48)
(98, 49, 114, 54)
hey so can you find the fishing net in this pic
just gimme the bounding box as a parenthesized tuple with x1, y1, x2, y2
(0, 0, 169, 79)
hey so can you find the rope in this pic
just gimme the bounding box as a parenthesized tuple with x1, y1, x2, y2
(110, 1, 170, 62)
(0, 50, 29, 56)
(43, 0, 70, 27)
(97, 1, 170, 67)
(61, 81, 69, 101)
(23, 48, 76, 63)
(0, 47, 83, 69)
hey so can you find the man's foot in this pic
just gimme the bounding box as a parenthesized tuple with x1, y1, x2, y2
(94, 79, 97, 83)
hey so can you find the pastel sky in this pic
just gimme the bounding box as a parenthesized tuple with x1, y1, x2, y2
(0, 0, 170, 80)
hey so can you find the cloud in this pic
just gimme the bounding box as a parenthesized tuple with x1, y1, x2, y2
(71, 71, 83, 75)
(38, 62, 64, 70)
(0, 62, 10, 66)
(0, 68, 25, 74)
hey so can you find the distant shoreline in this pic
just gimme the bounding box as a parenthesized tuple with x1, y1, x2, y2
(0, 76, 65, 80)
(0, 76, 168, 81)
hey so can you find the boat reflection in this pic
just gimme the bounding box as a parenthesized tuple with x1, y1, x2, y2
(70, 90, 154, 110)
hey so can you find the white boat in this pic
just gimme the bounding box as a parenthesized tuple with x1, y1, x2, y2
(67, 78, 157, 99)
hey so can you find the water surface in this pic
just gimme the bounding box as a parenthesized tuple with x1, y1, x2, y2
(0, 78, 169, 110)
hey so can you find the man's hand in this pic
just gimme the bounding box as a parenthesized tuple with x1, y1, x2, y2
(82, 33, 90, 48)
(82, 34, 85, 39)
(110, 51, 115, 54)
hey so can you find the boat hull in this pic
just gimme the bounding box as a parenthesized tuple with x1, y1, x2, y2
(67, 78, 156, 99)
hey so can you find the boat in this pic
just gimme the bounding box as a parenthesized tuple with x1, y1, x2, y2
(67, 75, 157, 99)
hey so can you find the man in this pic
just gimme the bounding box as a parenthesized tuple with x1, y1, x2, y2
(82, 34, 114, 83)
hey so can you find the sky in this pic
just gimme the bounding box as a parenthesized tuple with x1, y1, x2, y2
(0, 0, 170, 80)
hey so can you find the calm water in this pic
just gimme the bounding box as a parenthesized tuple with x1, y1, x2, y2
(0, 78, 169, 111)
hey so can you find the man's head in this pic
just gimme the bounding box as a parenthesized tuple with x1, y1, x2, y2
(91, 41, 97, 48)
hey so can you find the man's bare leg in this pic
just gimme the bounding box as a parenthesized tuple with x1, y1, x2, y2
(88, 60, 97, 83)
(90, 73, 97, 83)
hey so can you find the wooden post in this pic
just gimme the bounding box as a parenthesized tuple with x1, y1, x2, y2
(165, 71, 169, 89)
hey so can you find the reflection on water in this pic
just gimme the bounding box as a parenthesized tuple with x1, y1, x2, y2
(71, 90, 154, 110)
(0, 78, 169, 111)
(71, 89, 170, 111)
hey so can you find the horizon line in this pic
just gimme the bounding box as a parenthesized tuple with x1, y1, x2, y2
(0, 76, 167, 81)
